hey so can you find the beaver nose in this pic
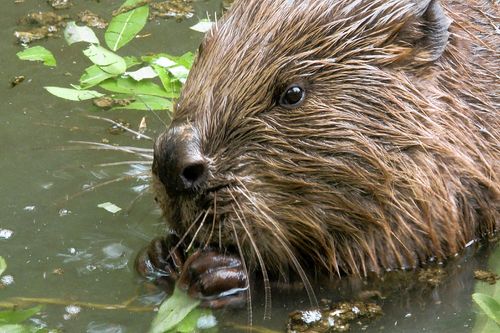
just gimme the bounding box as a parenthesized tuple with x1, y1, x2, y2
(155, 124, 208, 194)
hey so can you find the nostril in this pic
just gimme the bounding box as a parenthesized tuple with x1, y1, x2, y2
(181, 162, 207, 187)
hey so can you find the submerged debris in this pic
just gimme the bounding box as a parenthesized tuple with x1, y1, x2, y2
(417, 267, 447, 287)
(77, 10, 108, 29)
(48, 0, 72, 10)
(93, 97, 134, 110)
(15, 11, 68, 44)
(11, 75, 25, 87)
(474, 270, 499, 285)
(107, 119, 131, 135)
(150, 0, 194, 20)
(288, 301, 383, 333)
(18, 11, 69, 26)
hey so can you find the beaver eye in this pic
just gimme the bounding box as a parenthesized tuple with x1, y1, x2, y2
(279, 84, 305, 108)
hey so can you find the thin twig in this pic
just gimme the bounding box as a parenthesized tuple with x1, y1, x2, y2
(0, 296, 154, 313)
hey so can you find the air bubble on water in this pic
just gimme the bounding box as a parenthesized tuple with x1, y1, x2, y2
(1, 275, 14, 285)
(59, 208, 71, 216)
(0, 229, 14, 240)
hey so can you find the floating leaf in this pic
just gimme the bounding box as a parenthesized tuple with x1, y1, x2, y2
(124, 56, 143, 68)
(0, 306, 43, 325)
(105, 0, 149, 51)
(126, 66, 158, 81)
(0, 324, 31, 333)
(0, 256, 5, 276)
(64, 21, 99, 45)
(149, 287, 201, 333)
(16, 46, 56, 67)
(167, 65, 189, 84)
(190, 20, 214, 33)
(44, 87, 104, 101)
(113, 95, 173, 111)
(100, 77, 177, 98)
(174, 52, 195, 70)
(175, 308, 217, 333)
(79, 65, 114, 89)
(473, 293, 500, 325)
(153, 57, 177, 68)
(144, 52, 194, 70)
(83, 45, 127, 75)
(151, 65, 182, 94)
(98, 202, 122, 214)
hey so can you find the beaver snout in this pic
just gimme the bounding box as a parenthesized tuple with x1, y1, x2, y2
(154, 124, 208, 195)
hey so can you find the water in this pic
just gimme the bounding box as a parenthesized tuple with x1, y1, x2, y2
(0, 1, 498, 332)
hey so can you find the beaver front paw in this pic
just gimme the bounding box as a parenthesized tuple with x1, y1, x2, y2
(136, 239, 248, 309)
(135, 236, 185, 293)
(178, 250, 248, 309)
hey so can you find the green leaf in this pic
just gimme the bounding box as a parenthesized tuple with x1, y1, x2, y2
(0, 324, 32, 333)
(83, 45, 127, 75)
(167, 65, 189, 84)
(126, 66, 158, 81)
(16, 46, 56, 67)
(149, 287, 201, 333)
(113, 95, 173, 111)
(79, 65, 114, 89)
(81, 56, 143, 88)
(0, 306, 43, 325)
(44, 87, 104, 101)
(0, 256, 6, 276)
(174, 52, 195, 70)
(99, 77, 177, 98)
(151, 65, 182, 94)
(124, 56, 142, 69)
(473, 293, 500, 325)
(175, 308, 217, 333)
(105, 0, 149, 51)
(64, 21, 99, 45)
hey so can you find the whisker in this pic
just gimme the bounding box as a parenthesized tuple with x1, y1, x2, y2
(96, 161, 152, 167)
(236, 179, 318, 308)
(55, 175, 136, 205)
(230, 191, 272, 320)
(204, 192, 218, 249)
(186, 209, 210, 252)
(134, 95, 168, 128)
(165, 210, 205, 262)
(231, 218, 252, 327)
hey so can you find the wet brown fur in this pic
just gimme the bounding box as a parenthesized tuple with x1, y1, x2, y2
(153, 0, 499, 279)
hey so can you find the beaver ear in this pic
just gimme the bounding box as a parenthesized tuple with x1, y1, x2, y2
(396, 0, 452, 64)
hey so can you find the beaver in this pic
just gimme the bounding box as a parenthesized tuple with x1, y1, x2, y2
(137, 0, 499, 309)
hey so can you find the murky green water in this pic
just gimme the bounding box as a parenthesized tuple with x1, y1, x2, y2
(0, 1, 498, 332)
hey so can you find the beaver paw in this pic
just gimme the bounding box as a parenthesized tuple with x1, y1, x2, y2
(135, 237, 184, 293)
(136, 239, 248, 309)
(178, 250, 248, 309)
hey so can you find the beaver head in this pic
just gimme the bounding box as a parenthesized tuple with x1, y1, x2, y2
(152, 0, 499, 278)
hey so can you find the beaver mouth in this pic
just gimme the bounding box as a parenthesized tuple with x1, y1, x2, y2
(167, 182, 242, 248)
